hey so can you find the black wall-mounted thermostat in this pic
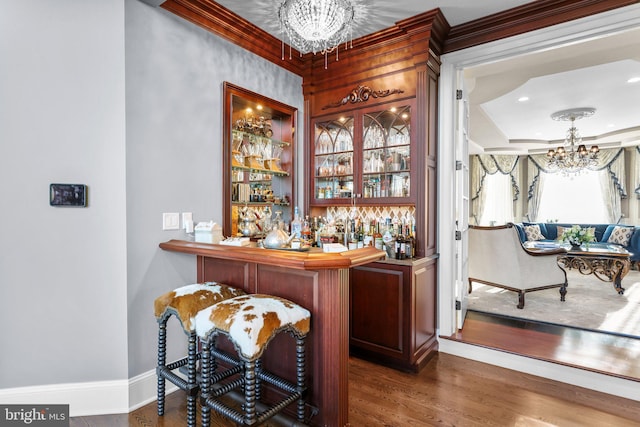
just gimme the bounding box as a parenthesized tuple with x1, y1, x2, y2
(50, 183, 87, 207)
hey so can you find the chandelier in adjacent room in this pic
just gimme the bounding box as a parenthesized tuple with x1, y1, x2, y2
(546, 108, 600, 176)
(278, 0, 355, 66)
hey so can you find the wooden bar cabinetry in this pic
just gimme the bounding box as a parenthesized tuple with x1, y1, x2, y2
(350, 256, 438, 372)
(160, 240, 384, 427)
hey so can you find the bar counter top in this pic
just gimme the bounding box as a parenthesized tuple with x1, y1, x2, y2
(159, 239, 385, 270)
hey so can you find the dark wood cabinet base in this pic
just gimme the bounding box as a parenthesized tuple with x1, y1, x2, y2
(350, 257, 438, 372)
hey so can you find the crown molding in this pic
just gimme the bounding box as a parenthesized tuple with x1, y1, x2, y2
(444, 0, 638, 53)
(160, 0, 306, 76)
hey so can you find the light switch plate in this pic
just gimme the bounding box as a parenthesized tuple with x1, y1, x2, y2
(162, 212, 180, 230)
(182, 212, 193, 229)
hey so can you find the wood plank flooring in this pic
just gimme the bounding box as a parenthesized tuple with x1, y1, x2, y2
(449, 310, 640, 381)
(71, 313, 640, 427)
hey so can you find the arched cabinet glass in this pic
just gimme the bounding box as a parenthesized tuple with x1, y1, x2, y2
(310, 100, 413, 206)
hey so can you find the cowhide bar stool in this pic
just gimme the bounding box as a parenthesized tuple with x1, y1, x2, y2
(195, 294, 311, 426)
(154, 282, 245, 427)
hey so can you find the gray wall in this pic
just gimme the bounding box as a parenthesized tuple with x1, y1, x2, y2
(125, 0, 303, 378)
(0, 0, 303, 390)
(0, 0, 128, 387)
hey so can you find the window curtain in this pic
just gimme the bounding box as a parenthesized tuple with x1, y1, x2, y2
(527, 148, 626, 222)
(470, 155, 520, 225)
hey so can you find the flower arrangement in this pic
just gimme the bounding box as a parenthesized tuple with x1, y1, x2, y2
(560, 225, 595, 247)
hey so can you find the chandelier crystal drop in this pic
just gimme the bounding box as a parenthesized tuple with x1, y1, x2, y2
(278, 0, 355, 64)
(546, 108, 600, 176)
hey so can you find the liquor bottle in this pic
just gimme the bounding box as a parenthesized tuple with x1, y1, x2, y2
(291, 206, 302, 238)
(357, 223, 364, 249)
(363, 220, 374, 247)
(311, 216, 319, 247)
(404, 223, 413, 259)
(374, 221, 383, 250)
(395, 230, 405, 260)
(382, 218, 393, 244)
(301, 215, 311, 246)
(348, 220, 358, 250)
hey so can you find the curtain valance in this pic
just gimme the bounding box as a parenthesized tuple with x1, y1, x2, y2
(527, 147, 626, 222)
(477, 154, 519, 175)
(470, 154, 521, 225)
(471, 155, 520, 202)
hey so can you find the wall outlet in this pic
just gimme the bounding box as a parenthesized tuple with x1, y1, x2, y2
(162, 212, 180, 230)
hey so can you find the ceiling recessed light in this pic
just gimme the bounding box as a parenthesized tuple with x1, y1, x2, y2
(518, 96, 529, 102)
(627, 77, 640, 83)
(608, 123, 616, 128)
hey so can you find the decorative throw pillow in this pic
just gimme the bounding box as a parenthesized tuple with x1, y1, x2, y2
(524, 224, 545, 241)
(607, 226, 634, 246)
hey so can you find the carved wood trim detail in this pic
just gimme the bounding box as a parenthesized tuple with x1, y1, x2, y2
(444, 0, 637, 53)
(322, 85, 404, 110)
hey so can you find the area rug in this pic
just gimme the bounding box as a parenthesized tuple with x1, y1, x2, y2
(467, 269, 640, 337)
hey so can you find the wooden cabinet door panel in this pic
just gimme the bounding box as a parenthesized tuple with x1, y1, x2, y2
(350, 265, 404, 354)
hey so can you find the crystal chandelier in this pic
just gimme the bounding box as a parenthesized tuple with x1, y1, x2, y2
(546, 108, 600, 176)
(278, 0, 355, 67)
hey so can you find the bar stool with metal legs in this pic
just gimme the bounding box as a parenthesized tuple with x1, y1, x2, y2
(195, 294, 311, 426)
(154, 282, 245, 427)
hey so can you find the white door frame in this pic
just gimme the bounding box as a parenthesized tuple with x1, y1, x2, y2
(437, 3, 640, 337)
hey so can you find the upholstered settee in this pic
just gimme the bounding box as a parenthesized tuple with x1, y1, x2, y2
(513, 222, 640, 264)
(469, 224, 568, 309)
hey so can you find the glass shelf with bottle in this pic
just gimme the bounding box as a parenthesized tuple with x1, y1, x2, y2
(232, 129, 290, 175)
(316, 176, 354, 200)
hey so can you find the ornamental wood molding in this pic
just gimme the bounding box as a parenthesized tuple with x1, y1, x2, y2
(444, 0, 639, 53)
(322, 85, 404, 110)
(160, 0, 634, 74)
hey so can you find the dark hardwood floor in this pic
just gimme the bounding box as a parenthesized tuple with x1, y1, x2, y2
(448, 310, 640, 381)
(71, 313, 640, 426)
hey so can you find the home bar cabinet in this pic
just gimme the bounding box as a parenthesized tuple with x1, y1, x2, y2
(158, 4, 448, 423)
(303, 11, 447, 373)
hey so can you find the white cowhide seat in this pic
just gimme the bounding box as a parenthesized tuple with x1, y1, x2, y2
(154, 282, 245, 427)
(195, 294, 311, 427)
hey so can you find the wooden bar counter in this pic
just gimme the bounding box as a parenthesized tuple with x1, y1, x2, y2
(159, 239, 385, 426)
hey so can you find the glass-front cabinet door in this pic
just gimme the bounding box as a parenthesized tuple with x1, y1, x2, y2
(310, 100, 413, 206)
(223, 82, 297, 237)
(362, 105, 411, 199)
(313, 116, 354, 200)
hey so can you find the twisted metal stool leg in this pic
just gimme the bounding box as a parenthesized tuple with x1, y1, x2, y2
(296, 336, 306, 422)
(186, 333, 198, 427)
(200, 340, 211, 427)
(156, 319, 167, 416)
(254, 358, 262, 403)
(244, 360, 257, 425)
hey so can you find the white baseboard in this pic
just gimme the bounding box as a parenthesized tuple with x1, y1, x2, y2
(128, 368, 179, 412)
(0, 369, 177, 417)
(439, 339, 640, 402)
